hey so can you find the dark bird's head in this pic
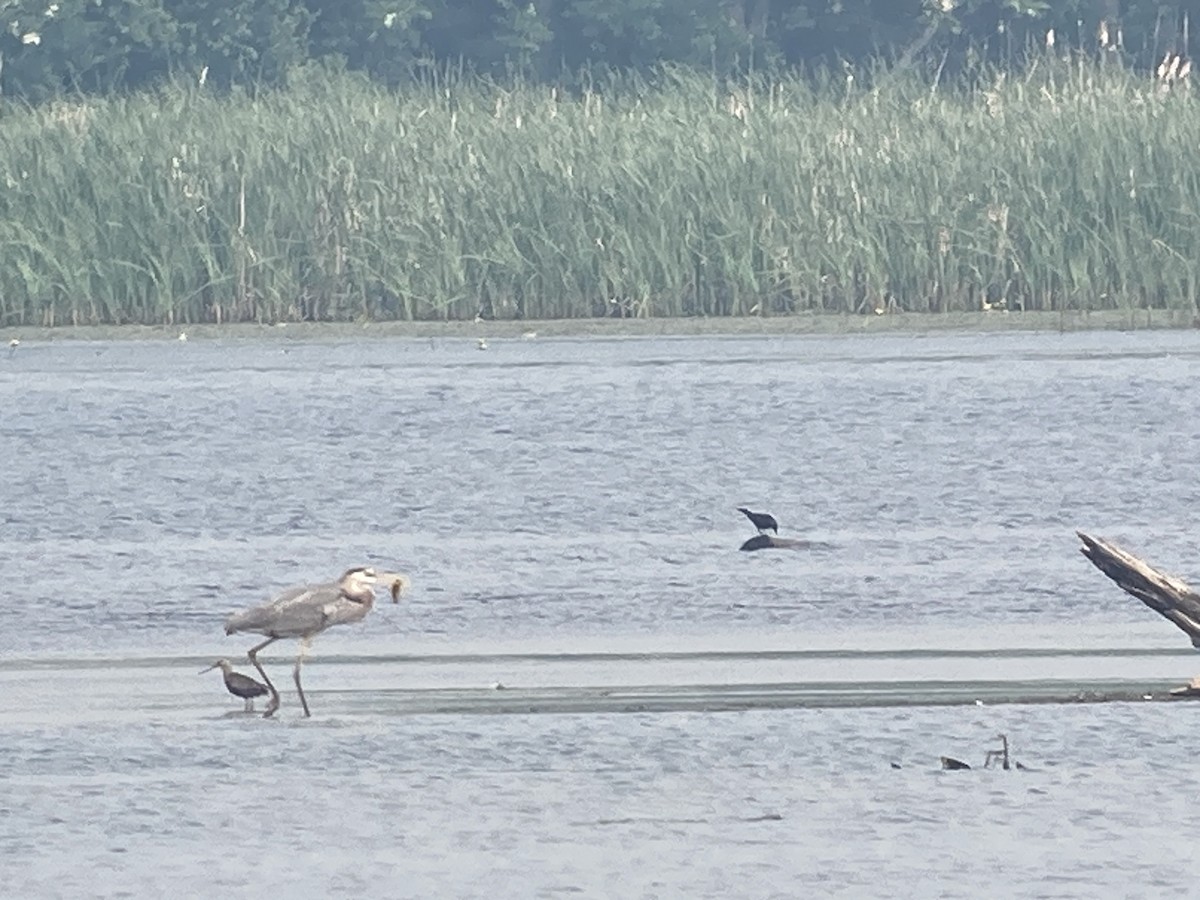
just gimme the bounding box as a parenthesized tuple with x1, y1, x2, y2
(200, 658, 233, 675)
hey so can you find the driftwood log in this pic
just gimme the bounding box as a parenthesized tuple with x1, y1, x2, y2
(1078, 531, 1200, 696)
(741, 535, 805, 552)
(739, 535, 834, 552)
(1077, 532, 1200, 647)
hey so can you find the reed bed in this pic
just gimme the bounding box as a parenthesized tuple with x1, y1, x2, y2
(0, 58, 1197, 326)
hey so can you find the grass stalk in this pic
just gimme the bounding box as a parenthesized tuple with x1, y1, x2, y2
(0, 58, 1197, 325)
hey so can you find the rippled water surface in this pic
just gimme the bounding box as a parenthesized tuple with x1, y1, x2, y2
(4, 329, 1200, 896)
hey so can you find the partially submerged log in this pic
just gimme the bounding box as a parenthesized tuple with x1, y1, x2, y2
(1170, 677, 1200, 698)
(739, 535, 832, 552)
(1077, 531, 1200, 647)
(943, 734, 1031, 772)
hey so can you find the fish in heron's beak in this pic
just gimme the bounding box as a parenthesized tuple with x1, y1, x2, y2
(379, 573, 410, 603)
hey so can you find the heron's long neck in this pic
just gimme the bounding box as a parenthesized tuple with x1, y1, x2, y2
(342, 585, 376, 606)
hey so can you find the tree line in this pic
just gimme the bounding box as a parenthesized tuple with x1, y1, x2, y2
(0, 1, 1191, 101)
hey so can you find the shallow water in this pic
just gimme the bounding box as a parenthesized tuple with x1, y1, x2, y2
(3, 329, 1200, 896)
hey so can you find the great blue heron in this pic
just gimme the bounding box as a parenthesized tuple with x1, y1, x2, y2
(737, 507, 778, 535)
(224, 566, 411, 718)
(200, 658, 269, 711)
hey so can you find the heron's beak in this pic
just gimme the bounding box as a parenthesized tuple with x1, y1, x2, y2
(375, 571, 411, 603)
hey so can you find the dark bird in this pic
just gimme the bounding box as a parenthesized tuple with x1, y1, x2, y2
(940, 756, 972, 770)
(224, 566, 411, 718)
(737, 507, 778, 534)
(200, 658, 269, 711)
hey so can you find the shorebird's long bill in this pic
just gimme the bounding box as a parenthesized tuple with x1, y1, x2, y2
(198, 663, 219, 674)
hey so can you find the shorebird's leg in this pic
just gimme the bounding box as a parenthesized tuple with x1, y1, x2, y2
(293, 636, 314, 718)
(246, 637, 280, 718)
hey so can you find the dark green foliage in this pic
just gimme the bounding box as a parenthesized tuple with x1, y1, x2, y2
(0, 0, 178, 99)
(306, 0, 429, 83)
(0, 1, 1191, 99)
(164, 0, 312, 87)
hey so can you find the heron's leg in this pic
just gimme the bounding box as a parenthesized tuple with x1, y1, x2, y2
(246, 636, 280, 718)
(293, 637, 314, 718)
(243, 697, 254, 712)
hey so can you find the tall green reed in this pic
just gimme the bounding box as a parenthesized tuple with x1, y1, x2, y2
(0, 56, 1197, 326)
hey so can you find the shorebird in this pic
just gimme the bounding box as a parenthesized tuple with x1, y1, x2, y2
(200, 659, 269, 711)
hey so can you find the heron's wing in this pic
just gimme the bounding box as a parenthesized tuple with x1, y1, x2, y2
(224, 581, 342, 636)
(319, 596, 377, 629)
(269, 584, 313, 606)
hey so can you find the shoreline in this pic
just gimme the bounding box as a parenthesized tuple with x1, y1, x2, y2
(4, 308, 1197, 342)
